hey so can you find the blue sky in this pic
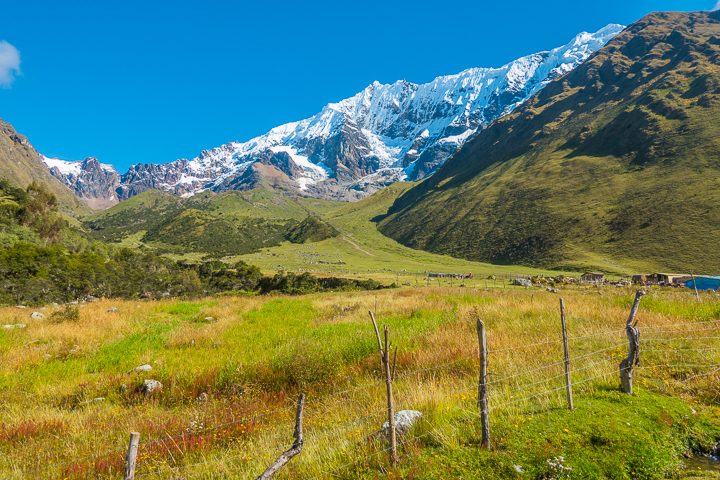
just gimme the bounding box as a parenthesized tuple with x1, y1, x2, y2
(0, 0, 715, 171)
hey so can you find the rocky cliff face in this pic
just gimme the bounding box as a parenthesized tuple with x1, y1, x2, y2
(43, 156, 121, 208)
(44, 24, 624, 204)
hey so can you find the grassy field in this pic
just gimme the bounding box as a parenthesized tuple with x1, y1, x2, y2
(0, 285, 718, 479)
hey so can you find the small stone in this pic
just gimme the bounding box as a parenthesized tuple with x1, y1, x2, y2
(514, 465, 524, 473)
(140, 379, 163, 395)
(15, 305, 27, 309)
(546, 287, 559, 293)
(93, 397, 105, 402)
(196, 392, 209, 404)
(107, 307, 119, 313)
(85, 295, 99, 302)
(128, 364, 153, 374)
(31, 312, 45, 319)
(380, 410, 422, 436)
(204, 316, 216, 322)
(512, 278, 533, 288)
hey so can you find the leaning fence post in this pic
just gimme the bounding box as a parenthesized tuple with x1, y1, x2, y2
(619, 290, 646, 394)
(476, 317, 490, 449)
(370, 312, 398, 465)
(383, 326, 398, 465)
(255, 394, 306, 480)
(559, 299, 574, 410)
(124, 432, 140, 480)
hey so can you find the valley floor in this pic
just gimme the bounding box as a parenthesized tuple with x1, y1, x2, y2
(0, 285, 719, 478)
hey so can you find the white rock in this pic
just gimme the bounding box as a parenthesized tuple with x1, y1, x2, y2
(107, 307, 119, 313)
(31, 312, 45, 319)
(141, 379, 163, 395)
(128, 364, 152, 374)
(381, 410, 422, 436)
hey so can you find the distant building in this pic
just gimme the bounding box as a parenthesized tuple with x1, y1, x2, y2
(648, 273, 692, 285)
(581, 272, 605, 283)
(684, 276, 720, 291)
(632, 274, 649, 284)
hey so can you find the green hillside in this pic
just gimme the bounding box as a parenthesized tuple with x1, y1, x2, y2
(235, 183, 564, 282)
(84, 189, 340, 256)
(0, 120, 86, 213)
(379, 12, 720, 274)
(86, 184, 561, 283)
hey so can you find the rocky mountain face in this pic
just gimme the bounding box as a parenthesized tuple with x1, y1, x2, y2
(0, 119, 85, 212)
(378, 11, 720, 273)
(43, 156, 121, 209)
(44, 24, 623, 204)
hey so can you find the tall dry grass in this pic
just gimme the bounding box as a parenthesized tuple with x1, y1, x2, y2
(0, 286, 718, 478)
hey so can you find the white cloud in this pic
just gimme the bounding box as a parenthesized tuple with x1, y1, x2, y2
(714, 0, 720, 11)
(0, 41, 21, 88)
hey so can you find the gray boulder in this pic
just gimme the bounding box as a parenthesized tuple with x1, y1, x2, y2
(381, 410, 422, 436)
(31, 312, 45, 319)
(140, 379, 163, 395)
(513, 278, 533, 287)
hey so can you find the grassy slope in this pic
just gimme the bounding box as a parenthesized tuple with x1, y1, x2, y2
(85, 189, 340, 257)
(0, 287, 718, 478)
(0, 120, 87, 214)
(379, 12, 720, 274)
(86, 185, 564, 283)
(235, 183, 565, 283)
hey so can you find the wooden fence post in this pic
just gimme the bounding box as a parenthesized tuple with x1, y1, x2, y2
(559, 299, 574, 410)
(369, 312, 398, 465)
(124, 432, 140, 480)
(383, 326, 398, 465)
(476, 317, 490, 449)
(619, 290, 646, 394)
(255, 394, 306, 480)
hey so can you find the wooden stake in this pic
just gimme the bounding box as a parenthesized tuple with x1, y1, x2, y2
(476, 317, 490, 449)
(384, 326, 398, 465)
(256, 394, 306, 480)
(369, 310, 383, 368)
(124, 432, 140, 480)
(620, 290, 645, 394)
(559, 298, 574, 410)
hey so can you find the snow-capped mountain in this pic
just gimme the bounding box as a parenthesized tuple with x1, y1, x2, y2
(44, 24, 624, 206)
(43, 156, 121, 209)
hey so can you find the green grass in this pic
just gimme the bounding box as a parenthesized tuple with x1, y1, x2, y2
(0, 287, 718, 479)
(235, 184, 567, 283)
(84, 184, 568, 284)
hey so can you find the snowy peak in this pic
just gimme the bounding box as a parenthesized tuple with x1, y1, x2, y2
(43, 156, 121, 209)
(43, 24, 625, 204)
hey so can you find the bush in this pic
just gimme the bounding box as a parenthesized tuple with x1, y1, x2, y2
(49, 305, 80, 323)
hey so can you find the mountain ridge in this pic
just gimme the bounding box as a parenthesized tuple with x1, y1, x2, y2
(42, 24, 624, 207)
(378, 11, 720, 273)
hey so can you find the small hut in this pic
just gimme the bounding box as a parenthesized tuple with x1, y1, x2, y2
(648, 273, 692, 286)
(580, 272, 605, 283)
